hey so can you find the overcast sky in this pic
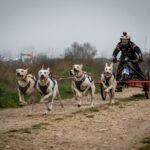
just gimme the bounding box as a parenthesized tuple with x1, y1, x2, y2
(0, 0, 150, 58)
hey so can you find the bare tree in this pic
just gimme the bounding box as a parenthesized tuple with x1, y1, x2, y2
(64, 42, 97, 61)
(36, 53, 48, 64)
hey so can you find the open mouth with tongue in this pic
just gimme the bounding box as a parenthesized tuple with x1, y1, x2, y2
(74, 68, 80, 75)
(40, 74, 47, 81)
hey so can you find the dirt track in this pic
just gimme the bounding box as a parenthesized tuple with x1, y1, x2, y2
(0, 88, 150, 150)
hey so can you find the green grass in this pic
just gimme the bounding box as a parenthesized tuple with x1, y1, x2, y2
(59, 84, 73, 99)
(0, 81, 101, 108)
(58, 68, 70, 77)
(95, 84, 101, 94)
(139, 145, 150, 150)
(31, 123, 49, 130)
(0, 88, 42, 108)
(129, 93, 145, 100)
(5, 123, 49, 135)
(89, 107, 99, 112)
(0, 88, 19, 108)
(121, 93, 145, 102)
(139, 137, 150, 150)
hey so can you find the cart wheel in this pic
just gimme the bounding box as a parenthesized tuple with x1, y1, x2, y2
(144, 71, 150, 99)
(144, 84, 150, 99)
(144, 70, 150, 80)
(100, 84, 106, 100)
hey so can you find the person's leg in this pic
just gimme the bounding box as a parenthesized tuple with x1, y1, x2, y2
(116, 62, 125, 91)
(131, 62, 145, 79)
(116, 62, 125, 80)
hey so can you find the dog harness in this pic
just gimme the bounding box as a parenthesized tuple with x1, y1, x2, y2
(104, 75, 112, 86)
(38, 76, 56, 95)
(18, 76, 36, 95)
(19, 81, 31, 95)
(75, 75, 93, 92)
(75, 75, 86, 92)
(30, 76, 37, 88)
(38, 82, 50, 95)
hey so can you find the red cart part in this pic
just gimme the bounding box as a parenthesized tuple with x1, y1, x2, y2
(118, 80, 150, 84)
(96, 80, 150, 99)
(95, 80, 150, 85)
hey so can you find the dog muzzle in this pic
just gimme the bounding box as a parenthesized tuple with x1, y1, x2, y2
(74, 69, 80, 76)
(40, 75, 47, 81)
(105, 72, 111, 77)
(74, 68, 79, 73)
(17, 73, 24, 79)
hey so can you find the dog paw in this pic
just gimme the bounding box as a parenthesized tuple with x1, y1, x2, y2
(47, 108, 52, 111)
(19, 101, 27, 106)
(90, 104, 94, 108)
(77, 104, 81, 107)
(43, 111, 48, 115)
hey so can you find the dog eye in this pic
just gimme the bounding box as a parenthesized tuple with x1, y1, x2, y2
(44, 72, 46, 74)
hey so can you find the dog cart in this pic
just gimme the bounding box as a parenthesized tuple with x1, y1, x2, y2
(96, 80, 150, 100)
(96, 58, 150, 100)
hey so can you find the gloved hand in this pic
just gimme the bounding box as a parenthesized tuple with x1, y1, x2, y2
(112, 57, 117, 63)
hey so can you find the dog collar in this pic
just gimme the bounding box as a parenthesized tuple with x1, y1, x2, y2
(75, 73, 84, 79)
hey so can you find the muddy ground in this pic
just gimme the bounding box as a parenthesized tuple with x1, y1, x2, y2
(0, 88, 150, 150)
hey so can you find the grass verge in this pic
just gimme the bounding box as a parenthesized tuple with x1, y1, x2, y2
(139, 137, 150, 150)
(0, 88, 19, 108)
(121, 93, 145, 102)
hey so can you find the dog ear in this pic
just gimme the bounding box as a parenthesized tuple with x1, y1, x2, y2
(110, 62, 114, 68)
(105, 63, 108, 67)
(47, 68, 50, 74)
(41, 65, 44, 70)
(25, 68, 30, 72)
(80, 64, 83, 69)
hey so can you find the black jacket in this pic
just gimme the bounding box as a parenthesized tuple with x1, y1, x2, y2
(112, 41, 143, 61)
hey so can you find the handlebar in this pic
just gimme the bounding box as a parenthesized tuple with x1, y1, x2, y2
(117, 59, 138, 63)
(112, 58, 139, 63)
